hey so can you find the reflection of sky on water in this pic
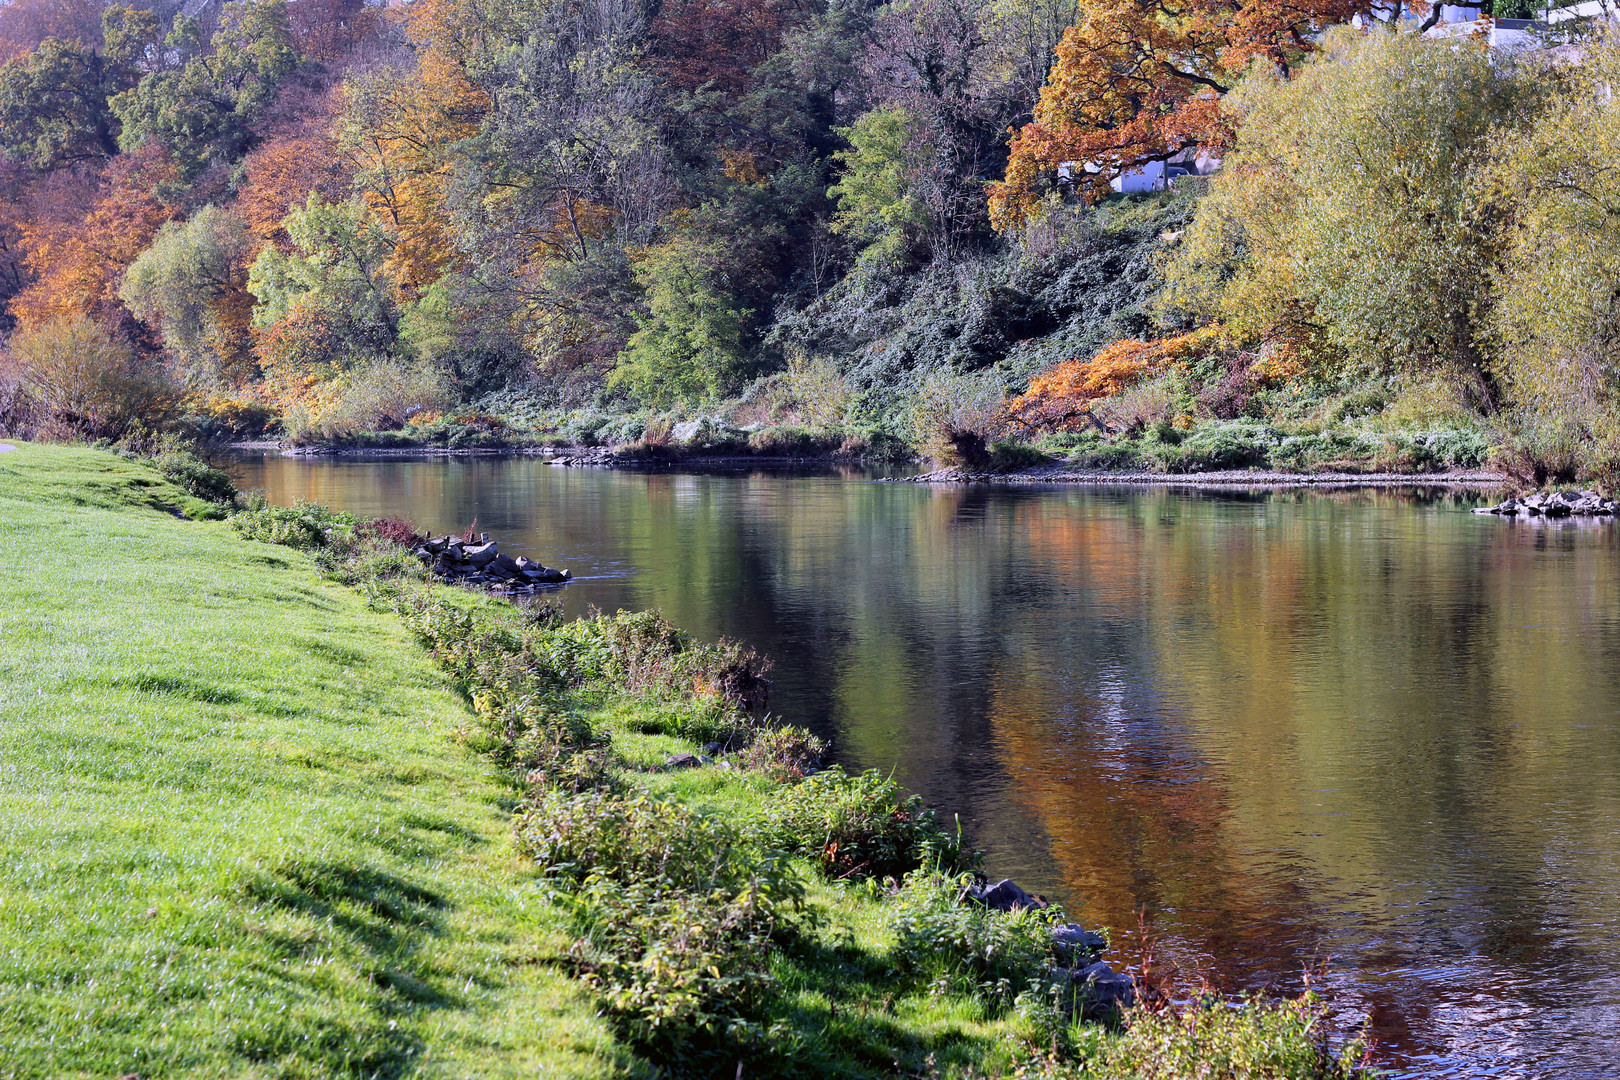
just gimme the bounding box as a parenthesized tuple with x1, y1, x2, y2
(229, 455, 1620, 1077)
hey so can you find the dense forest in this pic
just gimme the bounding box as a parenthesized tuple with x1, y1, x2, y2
(0, 0, 1618, 483)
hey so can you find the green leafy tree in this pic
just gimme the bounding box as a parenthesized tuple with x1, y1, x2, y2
(248, 194, 401, 402)
(1490, 39, 1620, 480)
(110, 0, 298, 178)
(828, 105, 929, 263)
(1167, 27, 1536, 397)
(120, 205, 257, 387)
(611, 234, 753, 406)
(0, 37, 122, 169)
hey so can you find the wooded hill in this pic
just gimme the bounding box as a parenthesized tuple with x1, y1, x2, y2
(0, 0, 1617, 483)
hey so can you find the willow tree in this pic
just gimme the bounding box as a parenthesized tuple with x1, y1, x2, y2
(1490, 39, 1620, 480)
(1163, 28, 1535, 394)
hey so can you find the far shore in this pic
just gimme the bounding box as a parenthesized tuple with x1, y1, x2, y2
(229, 440, 1511, 488)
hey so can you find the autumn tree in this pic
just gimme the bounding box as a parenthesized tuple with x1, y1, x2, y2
(1164, 28, 1534, 394)
(8, 139, 178, 328)
(339, 61, 481, 296)
(647, 0, 819, 99)
(236, 87, 352, 245)
(0, 0, 106, 63)
(989, 0, 1376, 227)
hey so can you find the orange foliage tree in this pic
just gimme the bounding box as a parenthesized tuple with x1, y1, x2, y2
(1007, 328, 1224, 431)
(988, 0, 1379, 229)
(236, 90, 353, 247)
(9, 141, 178, 328)
(340, 50, 483, 297)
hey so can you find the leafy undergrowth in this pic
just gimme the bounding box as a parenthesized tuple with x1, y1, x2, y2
(0, 442, 1382, 1079)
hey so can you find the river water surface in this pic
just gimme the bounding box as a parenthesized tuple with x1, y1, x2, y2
(229, 454, 1620, 1078)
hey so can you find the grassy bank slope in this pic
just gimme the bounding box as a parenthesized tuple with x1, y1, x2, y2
(0, 443, 623, 1079)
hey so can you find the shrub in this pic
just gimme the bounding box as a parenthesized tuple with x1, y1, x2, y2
(1155, 422, 1278, 473)
(986, 439, 1054, 472)
(746, 424, 842, 457)
(229, 499, 357, 549)
(907, 369, 1011, 467)
(1066, 993, 1375, 1080)
(1424, 428, 1490, 469)
(598, 414, 647, 446)
(763, 766, 971, 880)
(1271, 431, 1369, 472)
(514, 791, 802, 1035)
(151, 447, 237, 504)
(889, 871, 1055, 1002)
(589, 609, 771, 713)
(3, 316, 182, 439)
(735, 725, 825, 782)
(781, 353, 856, 428)
(1009, 330, 1228, 435)
(561, 410, 612, 446)
(1096, 374, 1178, 435)
(1492, 416, 1586, 489)
(283, 360, 454, 441)
(356, 517, 421, 547)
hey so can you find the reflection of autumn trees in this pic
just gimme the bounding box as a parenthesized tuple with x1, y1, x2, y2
(983, 491, 1620, 1005)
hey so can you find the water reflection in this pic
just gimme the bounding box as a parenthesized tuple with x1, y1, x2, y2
(228, 455, 1620, 1077)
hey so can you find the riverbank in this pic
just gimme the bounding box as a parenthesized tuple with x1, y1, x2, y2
(1, 443, 1378, 1079)
(902, 464, 1508, 487)
(234, 440, 1510, 488)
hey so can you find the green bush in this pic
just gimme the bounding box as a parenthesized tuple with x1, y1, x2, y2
(1271, 431, 1368, 471)
(586, 609, 771, 713)
(1064, 993, 1375, 1080)
(889, 871, 1055, 1002)
(1424, 428, 1490, 469)
(515, 791, 802, 1035)
(151, 448, 237, 504)
(1155, 423, 1278, 473)
(746, 424, 844, 457)
(763, 767, 971, 880)
(986, 439, 1054, 472)
(598, 414, 647, 446)
(735, 725, 825, 781)
(1066, 441, 1146, 470)
(229, 499, 357, 549)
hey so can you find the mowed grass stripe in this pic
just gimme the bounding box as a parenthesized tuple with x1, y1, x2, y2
(0, 444, 630, 1080)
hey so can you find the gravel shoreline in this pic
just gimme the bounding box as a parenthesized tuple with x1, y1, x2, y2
(898, 465, 1508, 487)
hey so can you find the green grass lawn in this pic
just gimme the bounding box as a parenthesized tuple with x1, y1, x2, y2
(0, 443, 630, 1079)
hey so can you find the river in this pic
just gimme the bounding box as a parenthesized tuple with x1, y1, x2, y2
(227, 453, 1620, 1078)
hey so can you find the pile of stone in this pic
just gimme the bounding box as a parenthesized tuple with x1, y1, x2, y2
(414, 533, 572, 591)
(1474, 490, 1616, 518)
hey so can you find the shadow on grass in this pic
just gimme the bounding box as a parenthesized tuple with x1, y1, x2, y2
(113, 673, 243, 705)
(234, 860, 464, 1076)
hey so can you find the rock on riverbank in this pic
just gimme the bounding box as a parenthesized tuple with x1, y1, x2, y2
(414, 533, 571, 591)
(1474, 490, 1616, 518)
